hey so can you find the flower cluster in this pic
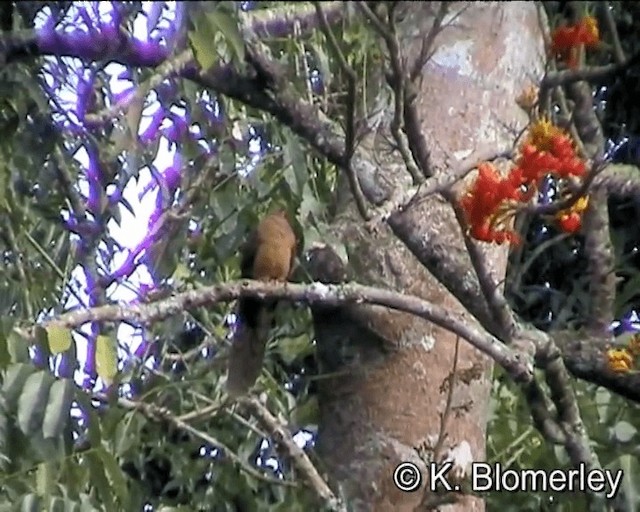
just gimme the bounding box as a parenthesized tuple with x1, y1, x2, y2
(459, 118, 589, 245)
(606, 335, 640, 373)
(550, 15, 600, 69)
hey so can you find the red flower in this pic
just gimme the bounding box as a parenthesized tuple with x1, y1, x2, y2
(557, 212, 582, 233)
(459, 163, 522, 245)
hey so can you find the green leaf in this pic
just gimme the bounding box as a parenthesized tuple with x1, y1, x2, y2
(17, 371, 55, 435)
(613, 420, 637, 443)
(299, 182, 323, 222)
(0, 392, 8, 470)
(85, 451, 115, 512)
(206, 10, 245, 63)
(74, 392, 102, 448)
(7, 330, 31, 363)
(283, 133, 307, 196)
(95, 335, 118, 385)
(188, 17, 218, 71)
(96, 447, 129, 507)
(2, 362, 36, 408)
(277, 334, 311, 365)
(42, 378, 74, 439)
(293, 396, 319, 426)
(46, 325, 73, 354)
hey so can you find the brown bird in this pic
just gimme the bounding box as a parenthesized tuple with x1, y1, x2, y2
(226, 210, 297, 397)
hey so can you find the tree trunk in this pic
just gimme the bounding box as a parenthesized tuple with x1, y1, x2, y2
(309, 3, 544, 511)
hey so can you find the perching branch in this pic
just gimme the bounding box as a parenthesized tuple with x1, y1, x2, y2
(184, 51, 506, 340)
(41, 279, 532, 384)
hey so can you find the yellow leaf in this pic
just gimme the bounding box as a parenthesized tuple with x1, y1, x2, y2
(95, 335, 118, 385)
(46, 325, 72, 354)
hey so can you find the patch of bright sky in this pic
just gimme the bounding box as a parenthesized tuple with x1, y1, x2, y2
(36, 1, 179, 384)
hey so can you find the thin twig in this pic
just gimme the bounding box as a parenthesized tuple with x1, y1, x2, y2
(241, 396, 345, 511)
(357, 1, 425, 183)
(84, 48, 194, 126)
(432, 335, 460, 462)
(520, 158, 607, 219)
(541, 51, 640, 88)
(409, 2, 451, 81)
(93, 392, 295, 487)
(446, 190, 519, 341)
(599, 2, 625, 65)
(314, 2, 370, 221)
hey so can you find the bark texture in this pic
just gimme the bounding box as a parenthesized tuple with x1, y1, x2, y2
(310, 3, 545, 511)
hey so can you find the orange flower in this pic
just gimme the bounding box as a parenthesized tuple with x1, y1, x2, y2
(579, 16, 600, 47)
(606, 348, 634, 373)
(550, 16, 600, 69)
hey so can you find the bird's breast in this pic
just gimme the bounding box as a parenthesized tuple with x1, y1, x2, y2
(253, 243, 292, 281)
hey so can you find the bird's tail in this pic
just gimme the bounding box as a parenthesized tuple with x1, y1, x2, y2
(226, 303, 272, 398)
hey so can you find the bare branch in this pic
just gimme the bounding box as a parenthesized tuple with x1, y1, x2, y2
(599, 2, 625, 64)
(407, 149, 512, 210)
(594, 163, 640, 197)
(538, 340, 606, 505)
(541, 51, 640, 89)
(409, 2, 451, 81)
(446, 191, 519, 341)
(357, 2, 426, 183)
(240, 396, 345, 511)
(582, 187, 617, 334)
